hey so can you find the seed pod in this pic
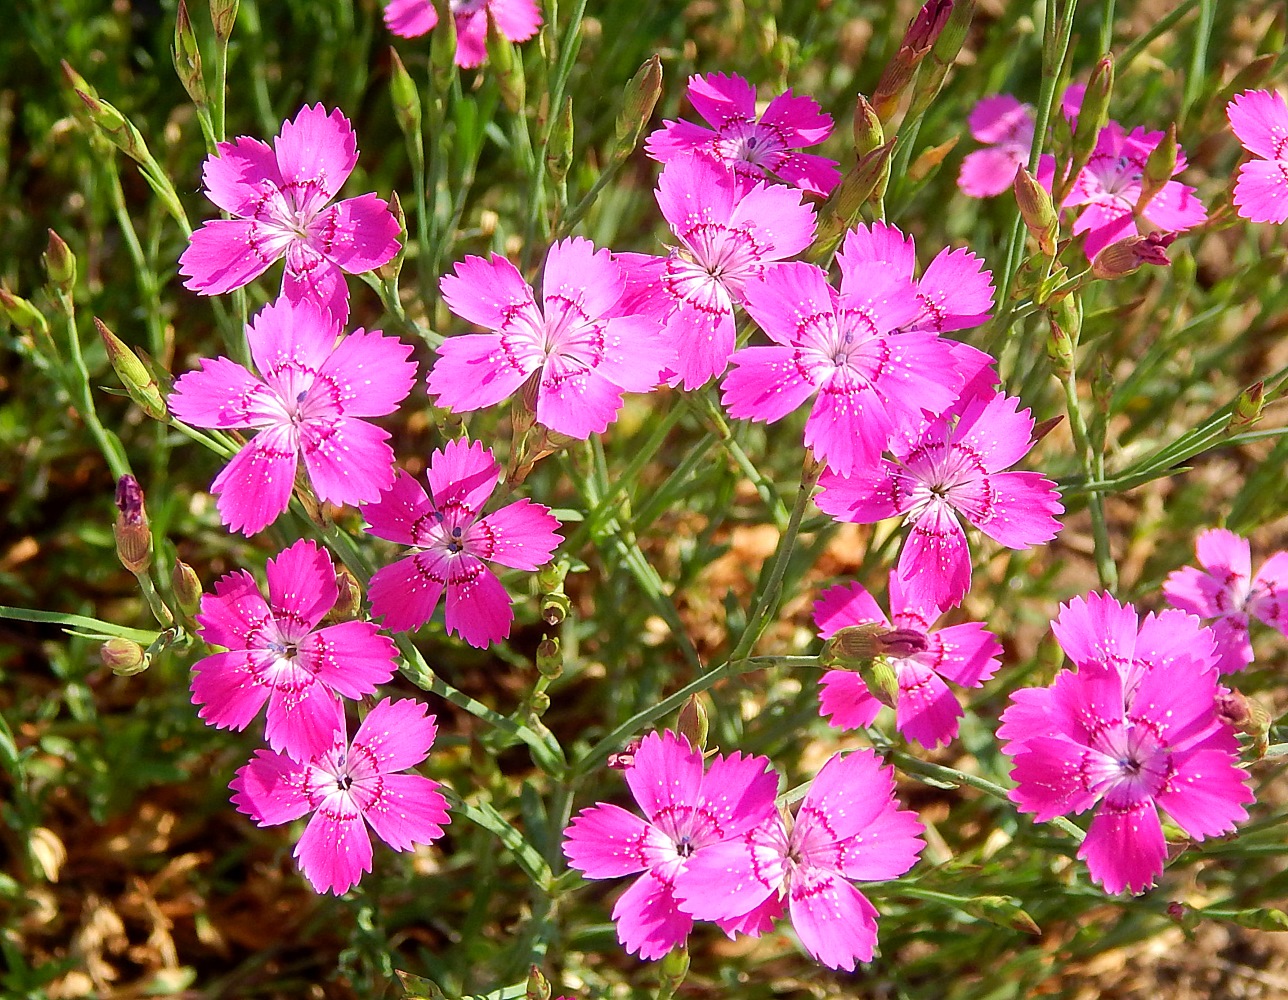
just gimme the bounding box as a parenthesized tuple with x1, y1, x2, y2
(535, 635, 562, 678)
(1046, 295, 1080, 380)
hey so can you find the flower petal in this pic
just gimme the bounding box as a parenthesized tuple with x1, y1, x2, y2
(294, 797, 373, 894)
(274, 104, 357, 211)
(356, 772, 450, 851)
(179, 219, 288, 295)
(211, 425, 298, 536)
(266, 539, 337, 631)
(474, 499, 562, 571)
(368, 553, 446, 633)
(1079, 801, 1166, 895)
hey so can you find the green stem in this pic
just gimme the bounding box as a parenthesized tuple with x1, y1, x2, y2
(134, 571, 175, 627)
(1117, 0, 1200, 71)
(1062, 371, 1117, 589)
(0, 607, 160, 644)
(54, 294, 130, 479)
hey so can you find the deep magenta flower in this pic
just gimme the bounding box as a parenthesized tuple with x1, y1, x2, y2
(816, 391, 1063, 609)
(1001, 597, 1252, 895)
(231, 697, 450, 895)
(383, 0, 541, 68)
(180, 104, 401, 323)
(192, 540, 398, 762)
(169, 297, 416, 536)
(363, 438, 561, 647)
(645, 72, 840, 196)
(958, 94, 1034, 198)
(1061, 121, 1206, 259)
(673, 749, 923, 971)
(721, 253, 964, 476)
(1163, 528, 1288, 673)
(1227, 89, 1288, 224)
(617, 154, 816, 390)
(814, 574, 1002, 748)
(562, 730, 778, 961)
(429, 237, 671, 438)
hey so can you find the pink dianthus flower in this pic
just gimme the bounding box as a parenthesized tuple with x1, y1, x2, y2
(645, 72, 840, 196)
(562, 730, 778, 961)
(180, 104, 401, 323)
(383, 0, 542, 68)
(1163, 528, 1288, 673)
(1226, 89, 1288, 224)
(814, 574, 1002, 748)
(816, 390, 1063, 609)
(363, 438, 561, 647)
(429, 237, 671, 438)
(616, 155, 816, 390)
(232, 697, 450, 895)
(1001, 594, 1252, 895)
(673, 749, 924, 971)
(958, 94, 1035, 198)
(168, 296, 416, 536)
(192, 539, 398, 762)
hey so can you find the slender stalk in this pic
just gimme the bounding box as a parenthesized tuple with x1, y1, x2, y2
(54, 295, 130, 479)
(1062, 371, 1117, 589)
(1117, 0, 1200, 71)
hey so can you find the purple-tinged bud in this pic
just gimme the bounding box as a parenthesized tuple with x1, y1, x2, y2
(825, 622, 928, 662)
(1228, 381, 1264, 434)
(76, 90, 148, 163)
(607, 737, 643, 770)
(907, 0, 953, 51)
(113, 475, 151, 575)
(930, 0, 974, 66)
(852, 93, 883, 157)
(1031, 414, 1065, 443)
(1091, 231, 1175, 279)
(526, 966, 552, 1000)
(1067, 56, 1114, 189)
(536, 635, 562, 678)
(0, 286, 50, 340)
(1136, 123, 1177, 215)
(676, 694, 709, 752)
(173, 0, 207, 106)
(43, 230, 76, 296)
(614, 55, 663, 159)
(871, 1, 949, 121)
(1215, 688, 1250, 728)
(171, 560, 202, 616)
(1014, 168, 1059, 257)
(60, 60, 96, 100)
(100, 637, 147, 674)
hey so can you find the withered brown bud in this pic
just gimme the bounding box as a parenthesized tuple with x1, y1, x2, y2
(113, 475, 151, 574)
(1090, 231, 1176, 280)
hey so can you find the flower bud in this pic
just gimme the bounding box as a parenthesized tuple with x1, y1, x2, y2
(171, 560, 203, 616)
(865, 658, 900, 709)
(113, 475, 152, 575)
(0, 286, 50, 340)
(676, 694, 709, 752)
(527, 690, 551, 717)
(60, 60, 96, 100)
(607, 737, 642, 770)
(333, 566, 362, 622)
(210, 0, 239, 44)
(871, 0, 950, 119)
(657, 944, 689, 997)
(488, 24, 527, 114)
(1045, 296, 1080, 380)
(536, 635, 562, 678)
(431, 0, 459, 83)
(547, 97, 574, 186)
(43, 230, 77, 296)
(1136, 123, 1177, 215)
(388, 48, 422, 139)
(173, 0, 207, 106)
(613, 55, 663, 160)
(76, 91, 149, 164)
(1090, 231, 1175, 280)
(824, 622, 927, 663)
(1228, 381, 1264, 434)
(852, 93, 883, 157)
(1014, 168, 1059, 257)
(526, 966, 552, 1000)
(100, 637, 147, 674)
(1070, 56, 1114, 169)
(377, 191, 406, 284)
(96, 318, 168, 420)
(930, 0, 974, 67)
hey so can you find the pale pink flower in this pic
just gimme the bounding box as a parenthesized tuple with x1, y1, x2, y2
(231, 698, 450, 895)
(1163, 528, 1288, 673)
(1002, 596, 1252, 895)
(645, 72, 840, 196)
(363, 438, 561, 647)
(673, 749, 923, 971)
(180, 104, 401, 323)
(168, 297, 416, 536)
(816, 391, 1063, 610)
(429, 237, 671, 438)
(1226, 89, 1288, 224)
(562, 730, 778, 961)
(1061, 121, 1206, 259)
(616, 155, 816, 390)
(192, 540, 398, 762)
(958, 94, 1034, 198)
(814, 574, 1002, 748)
(720, 252, 964, 476)
(384, 0, 541, 68)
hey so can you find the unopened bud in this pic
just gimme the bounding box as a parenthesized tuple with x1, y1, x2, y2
(866, 658, 900, 709)
(113, 475, 151, 574)
(526, 965, 552, 1000)
(431, 0, 459, 81)
(527, 690, 551, 717)
(1136, 123, 1177, 215)
(852, 94, 883, 157)
(173, 0, 207, 106)
(657, 944, 690, 996)
(60, 60, 96, 100)
(171, 560, 203, 615)
(1071, 56, 1114, 167)
(824, 622, 927, 663)
(210, 0, 239, 44)
(96, 318, 168, 420)
(0, 286, 50, 339)
(871, 0, 950, 119)
(1215, 688, 1250, 728)
(100, 637, 147, 674)
(76, 91, 149, 164)
(43, 230, 77, 295)
(614, 55, 663, 159)
(908, 136, 958, 182)
(389, 48, 422, 138)
(1228, 382, 1264, 433)
(930, 0, 973, 65)
(536, 635, 562, 678)
(607, 737, 643, 770)
(487, 24, 526, 113)
(547, 97, 574, 186)
(1014, 168, 1059, 256)
(377, 191, 406, 284)
(676, 695, 709, 752)
(1090, 231, 1175, 279)
(333, 566, 362, 622)
(536, 561, 568, 593)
